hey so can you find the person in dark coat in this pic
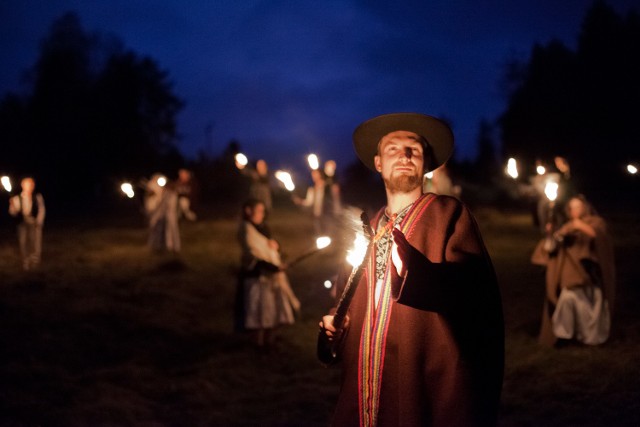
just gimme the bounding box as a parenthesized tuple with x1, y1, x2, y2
(320, 113, 504, 427)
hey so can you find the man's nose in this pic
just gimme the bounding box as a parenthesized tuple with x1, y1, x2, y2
(402, 147, 413, 159)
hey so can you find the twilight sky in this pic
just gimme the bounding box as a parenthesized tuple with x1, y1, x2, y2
(1, 0, 637, 172)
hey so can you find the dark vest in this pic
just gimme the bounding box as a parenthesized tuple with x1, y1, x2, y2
(15, 193, 42, 224)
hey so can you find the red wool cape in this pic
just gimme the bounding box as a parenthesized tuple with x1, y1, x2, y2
(330, 194, 504, 427)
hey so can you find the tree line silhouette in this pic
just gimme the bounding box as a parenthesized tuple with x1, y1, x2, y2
(1, 1, 637, 213)
(499, 0, 639, 202)
(0, 12, 184, 209)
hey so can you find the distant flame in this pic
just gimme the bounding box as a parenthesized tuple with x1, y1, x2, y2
(275, 170, 295, 191)
(544, 180, 559, 202)
(316, 236, 331, 250)
(120, 182, 135, 198)
(627, 164, 638, 175)
(307, 154, 319, 170)
(1, 176, 11, 192)
(323, 280, 333, 289)
(347, 232, 368, 267)
(506, 158, 518, 179)
(157, 176, 167, 187)
(536, 165, 546, 175)
(235, 153, 248, 168)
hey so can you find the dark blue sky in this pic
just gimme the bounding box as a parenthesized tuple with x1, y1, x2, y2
(1, 0, 637, 173)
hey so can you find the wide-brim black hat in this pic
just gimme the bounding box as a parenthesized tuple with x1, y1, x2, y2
(352, 112, 454, 172)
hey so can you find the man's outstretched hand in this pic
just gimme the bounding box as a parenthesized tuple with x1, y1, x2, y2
(391, 227, 412, 277)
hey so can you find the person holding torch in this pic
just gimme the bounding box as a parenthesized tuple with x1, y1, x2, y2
(237, 198, 298, 351)
(8, 177, 46, 271)
(319, 113, 504, 427)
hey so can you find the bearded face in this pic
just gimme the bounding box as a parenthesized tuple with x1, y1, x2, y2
(383, 170, 422, 193)
(374, 131, 426, 194)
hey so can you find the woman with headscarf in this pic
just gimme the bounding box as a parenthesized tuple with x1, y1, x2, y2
(237, 199, 299, 350)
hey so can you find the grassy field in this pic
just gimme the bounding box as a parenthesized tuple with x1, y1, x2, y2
(0, 202, 638, 426)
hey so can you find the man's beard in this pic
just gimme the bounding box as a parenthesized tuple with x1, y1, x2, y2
(383, 172, 422, 194)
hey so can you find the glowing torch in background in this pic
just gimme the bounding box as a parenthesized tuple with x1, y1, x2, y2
(506, 157, 519, 179)
(275, 170, 295, 191)
(1, 176, 12, 192)
(541, 179, 561, 252)
(307, 154, 320, 170)
(317, 211, 374, 365)
(120, 182, 135, 199)
(156, 176, 167, 187)
(627, 164, 638, 175)
(288, 236, 332, 268)
(235, 153, 248, 169)
(544, 180, 559, 203)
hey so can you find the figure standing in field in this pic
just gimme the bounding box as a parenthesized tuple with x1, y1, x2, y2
(9, 177, 46, 271)
(323, 160, 343, 217)
(319, 113, 504, 427)
(293, 168, 329, 236)
(236, 158, 273, 211)
(237, 199, 300, 350)
(175, 168, 198, 221)
(532, 194, 615, 346)
(144, 173, 180, 253)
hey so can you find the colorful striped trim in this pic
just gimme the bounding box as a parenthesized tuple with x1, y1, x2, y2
(357, 194, 435, 427)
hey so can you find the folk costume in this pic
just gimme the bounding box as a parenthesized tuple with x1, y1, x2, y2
(330, 193, 504, 427)
(145, 174, 180, 252)
(9, 190, 46, 271)
(532, 212, 615, 346)
(238, 219, 299, 331)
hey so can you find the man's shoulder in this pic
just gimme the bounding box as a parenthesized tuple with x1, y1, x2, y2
(416, 193, 478, 226)
(423, 193, 465, 211)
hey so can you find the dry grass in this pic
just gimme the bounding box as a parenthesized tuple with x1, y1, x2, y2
(0, 203, 638, 426)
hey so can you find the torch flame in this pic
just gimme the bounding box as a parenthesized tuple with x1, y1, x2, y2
(536, 165, 546, 175)
(506, 158, 519, 179)
(307, 154, 320, 170)
(347, 232, 369, 267)
(627, 164, 638, 175)
(235, 153, 248, 169)
(275, 170, 295, 191)
(316, 236, 331, 250)
(156, 176, 167, 187)
(1, 176, 11, 192)
(120, 182, 135, 198)
(544, 180, 559, 202)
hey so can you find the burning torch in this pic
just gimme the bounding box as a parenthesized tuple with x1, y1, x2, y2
(1, 176, 12, 193)
(505, 157, 519, 179)
(287, 236, 332, 268)
(307, 154, 320, 170)
(544, 180, 559, 218)
(120, 182, 135, 198)
(235, 153, 249, 170)
(541, 179, 560, 253)
(317, 211, 374, 365)
(275, 170, 295, 192)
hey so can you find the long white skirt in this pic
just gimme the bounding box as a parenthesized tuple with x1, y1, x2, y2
(552, 286, 610, 345)
(244, 273, 296, 330)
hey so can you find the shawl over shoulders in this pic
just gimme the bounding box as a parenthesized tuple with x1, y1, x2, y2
(331, 194, 504, 427)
